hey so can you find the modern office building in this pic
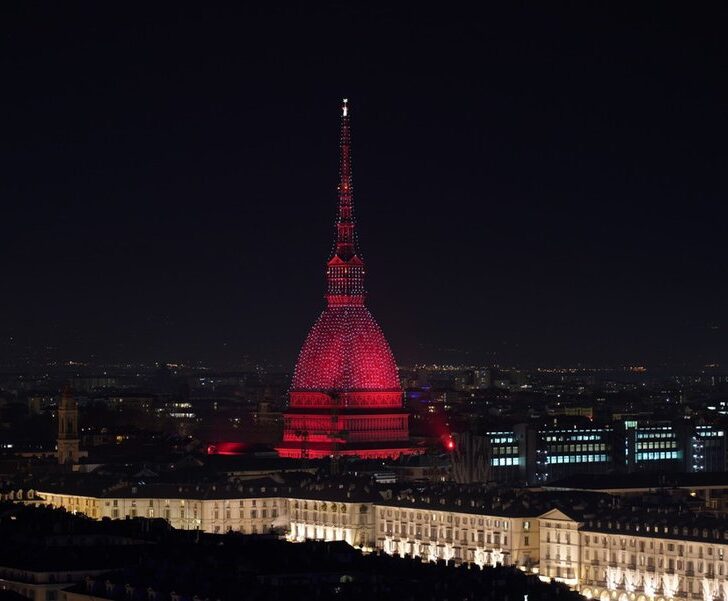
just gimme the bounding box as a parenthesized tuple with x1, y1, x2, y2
(480, 421, 727, 485)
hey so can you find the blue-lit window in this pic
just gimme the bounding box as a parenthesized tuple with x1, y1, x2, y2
(490, 457, 520, 467)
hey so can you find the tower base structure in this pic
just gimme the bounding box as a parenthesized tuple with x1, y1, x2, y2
(277, 442, 418, 460)
(277, 397, 419, 459)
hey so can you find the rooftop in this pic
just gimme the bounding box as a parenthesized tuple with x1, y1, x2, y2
(547, 471, 728, 491)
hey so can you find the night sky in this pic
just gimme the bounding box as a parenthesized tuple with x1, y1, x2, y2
(2, 4, 727, 369)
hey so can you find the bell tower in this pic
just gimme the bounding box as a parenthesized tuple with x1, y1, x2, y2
(57, 385, 80, 465)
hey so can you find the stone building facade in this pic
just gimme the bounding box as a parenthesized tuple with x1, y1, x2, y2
(32, 480, 728, 601)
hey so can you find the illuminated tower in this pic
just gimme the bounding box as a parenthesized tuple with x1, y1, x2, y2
(57, 385, 80, 465)
(277, 99, 415, 459)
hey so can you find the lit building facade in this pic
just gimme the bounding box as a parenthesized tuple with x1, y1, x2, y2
(277, 100, 414, 459)
(37, 483, 288, 535)
(30, 481, 728, 598)
(34, 484, 536, 569)
(372, 500, 539, 568)
(539, 508, 581, 585)
(288, 496, 375, 549)
(540, 507, 728, 601)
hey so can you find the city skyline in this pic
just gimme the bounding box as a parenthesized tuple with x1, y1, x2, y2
(3, 7, 728, 601)
(2, 4, 728, 369)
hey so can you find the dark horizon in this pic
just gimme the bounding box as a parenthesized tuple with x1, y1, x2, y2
(2, 4, 727, 370)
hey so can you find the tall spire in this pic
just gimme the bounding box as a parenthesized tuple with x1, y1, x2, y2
(334, 98, 356, 260)
(279, 96, 414, 461)
(326, 98, 365, 306)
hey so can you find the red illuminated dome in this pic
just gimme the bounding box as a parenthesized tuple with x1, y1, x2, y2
(277, 99, 417, 459)
(292, 306, 400, 391)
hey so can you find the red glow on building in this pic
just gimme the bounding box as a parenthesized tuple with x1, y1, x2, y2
(277, 99, 417, 459)
(207, 442, 248, 455)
